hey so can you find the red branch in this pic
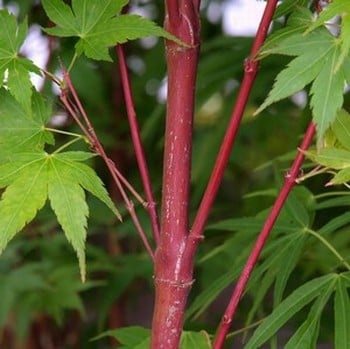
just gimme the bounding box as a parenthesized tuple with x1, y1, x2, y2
(183, 0, 280, 286)
(115, 44, 160, 244)
(60, 70, 155, 261)
(151, 0, 200, 347)
(213, 122, 316, 348)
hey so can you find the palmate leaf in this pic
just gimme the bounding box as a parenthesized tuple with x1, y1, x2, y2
(0, 151, 120, 281)
(0, 10, 40, 111)
(42, 0, 183, 61)
(244, 273, 337, 349)
(0, 88, 54, 162)
(306, 0, 350, 71)
(284, 279, 335, 349)
(256, 10, 347, 142)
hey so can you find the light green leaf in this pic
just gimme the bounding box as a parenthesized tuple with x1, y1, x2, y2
(0, 151, 118, 282)
(244, 274, 337, 349)
(0, 10, 40, 109)
(255, 38, 332, 115)
(335, 277, 350, 349)
(42, 0, 183, 61)
(310, 45, 344, 142)
(92, 326, 150, 346)
(47, 156, 88, 282)
(306, 1, 350, 33)
(332, 109, 350, 151)
(53, 153, 121, 220)
(0, 154, 48, 254)
(330, 168, 350, 185)
(0, 89, 54, 161)
(304, 148, 350, 169)
(273, 0, 310, 19)
(181, 331, 211, 349)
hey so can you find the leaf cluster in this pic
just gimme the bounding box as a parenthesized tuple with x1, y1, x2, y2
(256, 3, 350, 143)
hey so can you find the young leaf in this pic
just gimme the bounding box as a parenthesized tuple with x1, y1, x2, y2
(180, 331, 212, 349)
(332, 109, 350, 151)
(47, 159, 89, 282)
(335, 277, 350, 349)
(244, 274, 337, 349)
(256, 16, 348, 141)
(52, 152, 122, 220)
(0, 10, 40, 110)
(92, 326, 150, 346)
(42, 0, 183, 61)
(306, 1, 350, 70)
(304, 148, 350, 170)
(310, 44, 344, 142)
(0, 88, 54, 161)
(254, 29, 334, 115)
(0, 151, 120, 281)
(0, 155, 48, 255)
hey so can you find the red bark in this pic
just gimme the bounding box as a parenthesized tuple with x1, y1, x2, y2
(151, 1, 200, 348)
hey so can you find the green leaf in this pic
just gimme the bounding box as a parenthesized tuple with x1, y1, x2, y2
(0, 153, 48, 255)
(255, 29, 334, 116)
(47, 157, 88, 282)
(53, 152, 121, 220)
(304, 148, 350, 169)
(273, 0, 310, 19)
(310, 44, 344, 142)
(244, 274, 337, 349)
(256, 15, 349, 141)
(0, 10, 40, 110)
(332, 109, 350, 151)
(335, 277, 350, 349)
(180, 331, 211, 349)
(42, 0, 182, 61)
(0, 151, 119, 281)
(0, 89, 54, 161)
(284, 278, 335, 349)
(330, 168, 350, 185)
(92, 326, 150, 347)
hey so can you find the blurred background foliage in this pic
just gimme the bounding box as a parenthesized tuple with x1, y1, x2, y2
(0, 0, 349, 348)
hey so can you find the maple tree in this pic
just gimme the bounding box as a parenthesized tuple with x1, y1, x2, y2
(0, 0, 350, 348)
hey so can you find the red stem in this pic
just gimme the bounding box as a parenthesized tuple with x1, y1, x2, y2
(184, 0, 279, 280)
(115, 44, 160, 244)
(61, 70, 155, 260)
(150, 1, 200, 347)
(213, 122, 316, 348)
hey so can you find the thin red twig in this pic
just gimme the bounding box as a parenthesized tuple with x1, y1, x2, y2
(116, 44, 160, 245)
(60, 69, 155, 261)
(213, 122, 316, 348)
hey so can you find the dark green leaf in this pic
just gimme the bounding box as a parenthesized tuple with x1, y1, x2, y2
(335, 277, 350, 349)
(244, 274, 337, 349)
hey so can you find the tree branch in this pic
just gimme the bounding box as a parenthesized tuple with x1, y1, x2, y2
(213, 122, 316, 348)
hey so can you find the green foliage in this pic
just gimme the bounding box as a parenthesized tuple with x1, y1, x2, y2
(304, 109, 350, 185)
(94, 326, 212, 348)
(256, 7, 350, 143)
(1, 0, 350, 347)
(42, 0, 182, 61)
(0, 10, 40, 111)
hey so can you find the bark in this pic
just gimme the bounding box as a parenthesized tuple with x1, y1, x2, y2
(150, 1, 200, 348)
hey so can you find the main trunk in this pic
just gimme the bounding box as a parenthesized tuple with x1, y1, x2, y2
(150, 1, 200, 348)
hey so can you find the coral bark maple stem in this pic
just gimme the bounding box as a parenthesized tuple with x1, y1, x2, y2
(213, 122, 316, 348)
(116, 44, 160, 244)
(151, 1, 200, 348)
(187, 0, 279, 263)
